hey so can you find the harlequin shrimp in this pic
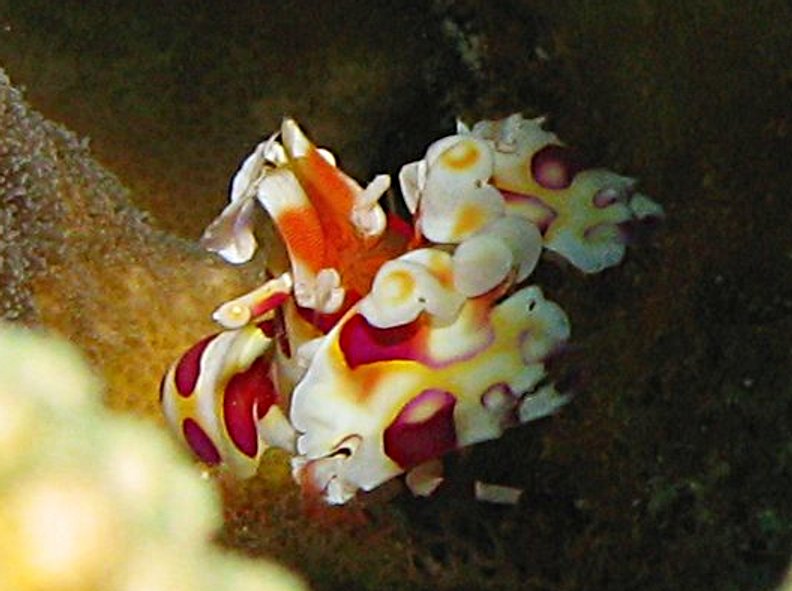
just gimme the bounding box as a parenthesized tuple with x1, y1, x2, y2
(160, 115, 662, 504)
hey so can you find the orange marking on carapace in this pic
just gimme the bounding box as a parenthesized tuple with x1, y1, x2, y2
(338, 239, 402, 298)
(288, 143, 414, 299)
(356, 365, 388, 403)
(292, 148, 356, 224)
(290, 147, 366, 272)
(276, 207, 326, 271)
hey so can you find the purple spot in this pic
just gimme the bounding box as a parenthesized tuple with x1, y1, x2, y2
(339, 313, 426, 370)
(481, 383, 519, 426)
(530, 144, 583, 190)
(500, 189, 558, 234)
(383, 389, 457, 468)
(182, 418, 221, 465)
(174, 334, 216, 397)
(593, 187, 622, 208)
(584, 221, 627, 244)
(223, 355, 278, 458)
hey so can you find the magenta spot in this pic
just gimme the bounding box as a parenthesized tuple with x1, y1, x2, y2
(383, 389, 457, 468)
(174, 334, 216, 397)
(339, 313, 426, 370)
(223, 355, 278, 458)
(257, 318, 277, 337)
(530, 144, 583, 190)
(182, 418, 222, 465)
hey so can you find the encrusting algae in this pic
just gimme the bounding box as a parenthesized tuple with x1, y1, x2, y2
(0, 68, 260, 416)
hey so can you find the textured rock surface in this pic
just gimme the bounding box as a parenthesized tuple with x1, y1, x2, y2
(0, 68, 255, 415)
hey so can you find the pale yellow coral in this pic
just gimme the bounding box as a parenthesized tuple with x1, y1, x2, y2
(0, 325, 305, 591)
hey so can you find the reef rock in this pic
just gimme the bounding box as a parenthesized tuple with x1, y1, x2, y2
(0, 68, 256, 415)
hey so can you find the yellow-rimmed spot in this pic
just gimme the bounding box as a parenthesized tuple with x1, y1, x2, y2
(441, 139, 480, 170)
(452, 203, 487, 238)
(381, 269, 416, 303)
